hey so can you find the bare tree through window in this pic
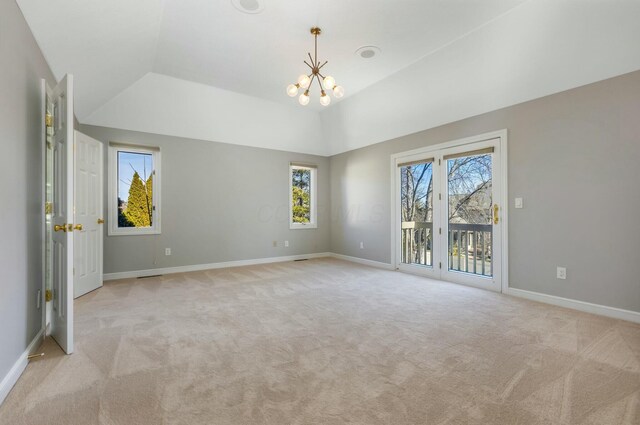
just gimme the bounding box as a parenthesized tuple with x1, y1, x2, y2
(400, 153, 493, 275)
(447, 153, 493, 275)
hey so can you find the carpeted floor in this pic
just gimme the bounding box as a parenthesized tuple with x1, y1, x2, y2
(1, 258, 638, 424)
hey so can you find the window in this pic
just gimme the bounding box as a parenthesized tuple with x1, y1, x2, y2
(289, 163, 317, 229)
(108, 143, 161, 235)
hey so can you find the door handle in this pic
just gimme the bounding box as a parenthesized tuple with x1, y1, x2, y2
(74, 224, 83, 231)
(54, 224, 67, 232)
(493, 204, 499, 225)
(97, 218, 105, 224)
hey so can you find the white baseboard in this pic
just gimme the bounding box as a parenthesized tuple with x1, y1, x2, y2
(330, 254, 640, 324)
(506, 287, 640, 324)
(103, 252, 332, 281)
(329, 253, 395, 270)
(0, 329, 44, 406)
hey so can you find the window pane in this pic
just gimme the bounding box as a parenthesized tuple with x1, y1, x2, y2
(291, 168, 311, 223)
(117, 151, 154, 228)
(400, 162, 434, 266)
(447, 153, 493, 276)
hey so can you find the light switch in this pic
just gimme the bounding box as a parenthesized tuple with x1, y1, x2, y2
(515, 197, 523, 209)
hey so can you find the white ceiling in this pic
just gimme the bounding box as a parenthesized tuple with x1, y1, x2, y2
(16, 0, 640, 156)
(17, 0, 526, 118)
(17, 0, 165, 120)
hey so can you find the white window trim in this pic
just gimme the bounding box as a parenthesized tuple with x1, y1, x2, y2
(289, 165, 317, 230)
(108, 143, 161, 236)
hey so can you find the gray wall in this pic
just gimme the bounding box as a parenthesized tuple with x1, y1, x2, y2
(329, 70, 640, 313)
(79, 125, 331, 274)
(0, 1, 56, 381)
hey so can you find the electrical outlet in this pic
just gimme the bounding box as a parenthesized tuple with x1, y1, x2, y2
(272, 241, 277, 247)
(165, 248, 171, 256)
(284, 240, 289, 247)
(557, 267, 567, 280)
(360, 242, 364, 249)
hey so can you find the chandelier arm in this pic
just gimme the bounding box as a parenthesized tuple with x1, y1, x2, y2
(316, 74, 324, 93)
(318, 61, 328, 70)
(307, 73, 316, 90)
(307, 52, 316, 68)
(304, 60, 314, 70)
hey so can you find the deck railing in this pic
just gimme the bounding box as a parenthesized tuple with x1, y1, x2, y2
(401, 221, 433, 266)
(448, 223, 492, 276)
(401, 222, 492, 276)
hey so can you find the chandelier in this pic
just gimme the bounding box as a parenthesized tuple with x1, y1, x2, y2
(287, 27, 344, 106)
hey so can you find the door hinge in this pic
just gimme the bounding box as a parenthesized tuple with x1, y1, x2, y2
(438, 159, 441, 166)
(45, 113, 53, 128)
(439, 262, 442, 269)
(439, 193, 441, 201)
(439, 227, 441, 235)
(45, 289, 53, 302)
(45, 202, 53, 214)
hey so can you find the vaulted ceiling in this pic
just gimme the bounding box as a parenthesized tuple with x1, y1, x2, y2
(17, 0, 526, 116)
(17, 0, 640, 155)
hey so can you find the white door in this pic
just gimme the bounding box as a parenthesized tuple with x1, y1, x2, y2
(50, 75, 74, 354)
(438, 139, 503, 292)
(394, 133, 505, 293)
(395, 155, 441, 280)
(74, 132, 104, 298)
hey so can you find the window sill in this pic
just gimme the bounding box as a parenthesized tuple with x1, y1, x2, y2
(290, 223, 317, 230)
(108, 229, 161, 236)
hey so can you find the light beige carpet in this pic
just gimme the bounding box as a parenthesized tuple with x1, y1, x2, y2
(1, 258, 638, 425)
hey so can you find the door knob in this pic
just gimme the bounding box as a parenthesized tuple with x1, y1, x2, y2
(54, 224, 67, 232)
(97, 218, 105, 224)
(74, 224, 83, 231)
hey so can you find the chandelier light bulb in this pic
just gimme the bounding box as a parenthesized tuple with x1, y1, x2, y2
(286, 84, 299, 97)
(323, 76, 336, 90)
(299, 91, 310, 106)
(320, 91, 331, 106)
(333, 85, 345, 98)
(298, 74, 311, 89)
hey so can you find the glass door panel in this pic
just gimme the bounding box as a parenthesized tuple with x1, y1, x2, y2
(445, 150, 493, 277)
(399, 160, 434, 267)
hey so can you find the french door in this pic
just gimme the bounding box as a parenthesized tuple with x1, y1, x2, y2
(47, 75, 75, 353)
(74, 131, 104, 298)
(394, 133, 505, 292)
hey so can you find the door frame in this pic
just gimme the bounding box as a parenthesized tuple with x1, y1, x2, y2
(390, 129, 509, 293)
